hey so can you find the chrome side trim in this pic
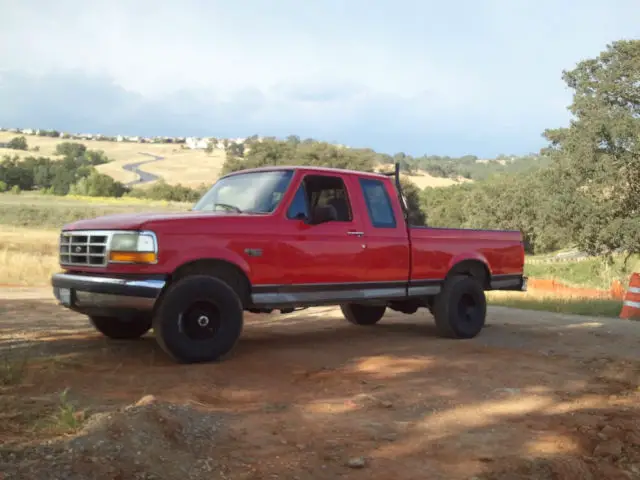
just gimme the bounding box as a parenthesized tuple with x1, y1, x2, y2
(407, 285, 441, 296)
(252, 287, 407, 307)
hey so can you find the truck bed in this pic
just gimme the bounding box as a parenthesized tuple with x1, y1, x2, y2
(408, 226, 525, 285)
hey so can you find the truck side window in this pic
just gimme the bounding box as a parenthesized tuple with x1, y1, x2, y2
(305, 175, 352, 222)
(286, 183, 310, 220)
(359, 178, 396, 228)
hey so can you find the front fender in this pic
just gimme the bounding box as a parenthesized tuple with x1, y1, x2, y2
(164, 247, 251, 278)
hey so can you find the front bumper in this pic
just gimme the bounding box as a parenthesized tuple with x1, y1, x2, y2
(51, 272, 167, 316)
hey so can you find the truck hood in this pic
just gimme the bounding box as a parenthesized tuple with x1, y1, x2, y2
(62, 210, 238, 231)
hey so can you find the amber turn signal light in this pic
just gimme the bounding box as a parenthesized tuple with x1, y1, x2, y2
(109, 251, 157, 263)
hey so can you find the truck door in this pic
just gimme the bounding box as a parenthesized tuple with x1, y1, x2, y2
(276, 172, 369, 292)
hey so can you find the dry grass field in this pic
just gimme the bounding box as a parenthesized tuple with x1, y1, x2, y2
(130, 148, 226, 188)
(0, 193, 187, 286)
(0, 132, 468, 189)
(0, 227, 59, 286)
(0, 192, 626, 323)
(486, 289, 622, 318)
(2, 225, 623, 316)
(399, 171, 469, 189)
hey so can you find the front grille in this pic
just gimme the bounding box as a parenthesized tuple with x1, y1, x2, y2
(59, 231, 110, 267)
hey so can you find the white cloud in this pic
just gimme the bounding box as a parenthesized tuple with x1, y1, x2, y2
(1, 0, 639, 155)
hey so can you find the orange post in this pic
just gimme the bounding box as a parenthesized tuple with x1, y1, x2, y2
(620, 273, 640, 320)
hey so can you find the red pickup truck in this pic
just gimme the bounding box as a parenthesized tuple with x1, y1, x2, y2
(51, 164, 526, 363)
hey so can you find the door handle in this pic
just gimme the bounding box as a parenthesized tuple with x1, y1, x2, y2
(347, 231, 364, 237)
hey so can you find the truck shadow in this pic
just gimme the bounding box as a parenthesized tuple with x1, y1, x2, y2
(0, 298, 446, 362)
(0, 298, 629, 365)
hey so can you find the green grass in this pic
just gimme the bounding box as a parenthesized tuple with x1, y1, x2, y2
(487, 293, 622, 317)
(524, 254, 640, 291)
(0, 191, 189, 229)
(51, 388, 85, 432)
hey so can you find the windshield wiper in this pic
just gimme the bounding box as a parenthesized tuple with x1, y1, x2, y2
(214, 203, 243, 213)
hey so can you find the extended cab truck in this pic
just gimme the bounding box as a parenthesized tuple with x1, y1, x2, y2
(51, 164, 527, 363)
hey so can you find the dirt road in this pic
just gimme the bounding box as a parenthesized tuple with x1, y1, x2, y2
(2, 288, 640, 479)
(122, 152, 164, 186)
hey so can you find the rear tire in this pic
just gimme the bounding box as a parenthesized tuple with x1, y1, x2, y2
(89, 314, 152, 340)
(433, 275, 486, 339)
(341, 303, 386, 326)
(153, 274, 244, 363)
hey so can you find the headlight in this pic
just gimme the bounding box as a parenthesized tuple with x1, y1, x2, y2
(108, 231, 158, 264)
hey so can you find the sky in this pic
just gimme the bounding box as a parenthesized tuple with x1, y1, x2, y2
(1, 0, 639, 157)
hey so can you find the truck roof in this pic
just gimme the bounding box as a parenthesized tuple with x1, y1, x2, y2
(221, 165, 390, 181)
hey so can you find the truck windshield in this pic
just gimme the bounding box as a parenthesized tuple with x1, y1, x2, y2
(193, 169, 294, 214)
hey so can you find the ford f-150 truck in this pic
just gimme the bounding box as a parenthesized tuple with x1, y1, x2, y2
(51, 164, 526, 363)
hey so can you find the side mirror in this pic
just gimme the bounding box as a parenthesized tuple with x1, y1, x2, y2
(293, 212, 311, 224)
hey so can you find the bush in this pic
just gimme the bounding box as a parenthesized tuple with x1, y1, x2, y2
(7, 136, 28, 151)
(69, 172, 128, 198)
(0, 147, 115, 196)
(128, 180, 206, 203)
(55, 142, 86, 159)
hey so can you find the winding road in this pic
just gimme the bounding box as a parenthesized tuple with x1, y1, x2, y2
(122, 152, 164, 186)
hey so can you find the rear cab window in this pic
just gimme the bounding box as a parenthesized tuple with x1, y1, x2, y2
(359, 178, 397, 228)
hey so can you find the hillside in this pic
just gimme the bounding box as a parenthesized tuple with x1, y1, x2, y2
(373, 164, 471, 188)
(0, 131, 472, 189)
(0, 131, 225, 187)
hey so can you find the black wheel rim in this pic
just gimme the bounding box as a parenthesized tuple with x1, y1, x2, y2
(458, 293, 480, 325)
(179, 300, 222, 341)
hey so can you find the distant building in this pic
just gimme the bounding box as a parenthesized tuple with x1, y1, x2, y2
(186, 137, 209, 149)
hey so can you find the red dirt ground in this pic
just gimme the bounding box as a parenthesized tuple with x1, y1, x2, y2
(2, 287, 640, 479)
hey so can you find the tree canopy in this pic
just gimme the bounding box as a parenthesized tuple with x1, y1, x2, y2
(421, 39, 640, 256)
(543, 39, 640, 257)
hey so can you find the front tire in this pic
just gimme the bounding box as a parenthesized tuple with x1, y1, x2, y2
(153, 275, 244, 363)
(89, 314, 152, 340)
(341, 303, 386, 326)
(433, 275, 486, 339)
